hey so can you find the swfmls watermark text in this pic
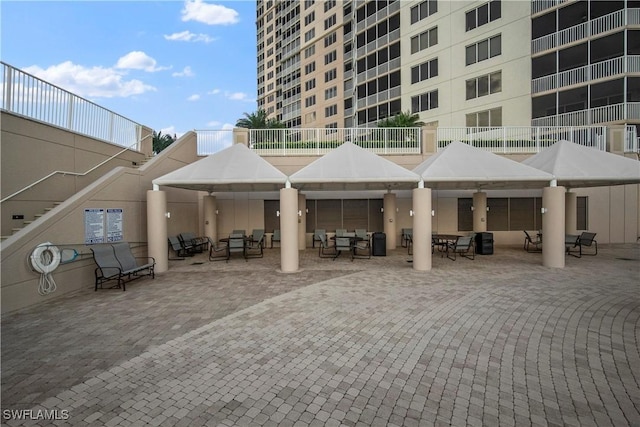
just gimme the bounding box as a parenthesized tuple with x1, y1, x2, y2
(2, 409, 70, 421)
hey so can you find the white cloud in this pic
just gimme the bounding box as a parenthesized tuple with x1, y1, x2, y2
(173, 66, 195, 77)
(159, 126, 184, 139)
(225, 91, 254, 102)
(187, 94, 200, 101)
(164, 30, 215, 43)
(24, 61, 156, 98)
(116, 51, 168, 72)
(208, 88, 221, 95)
(181, 0, 239, 25)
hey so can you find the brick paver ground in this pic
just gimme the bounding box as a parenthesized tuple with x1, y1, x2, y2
(1, 244, 639, 426)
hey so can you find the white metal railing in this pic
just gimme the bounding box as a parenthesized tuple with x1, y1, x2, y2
(437, 126, 607, 153)
(532, 56, 639, 93)
(247, 128, 421, 156)
(532, 9, 634, 54)
(1, 61, 143, 148)
(196, 130, 234, 155)
(531, 0, 571, 15)
(532, 103, 640, 127)
(624, 125, 640, 153)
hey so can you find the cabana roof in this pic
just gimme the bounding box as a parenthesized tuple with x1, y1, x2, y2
(288, 142, 421, 191)
(522, 140, 640, 188)
(152, 143, 288, 192)
(413, 141, 554, 190)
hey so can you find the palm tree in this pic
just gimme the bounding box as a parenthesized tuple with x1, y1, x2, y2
(152, 131, 176, 154)
(377, 111, 425, 128)
(235, 109, 285, 129)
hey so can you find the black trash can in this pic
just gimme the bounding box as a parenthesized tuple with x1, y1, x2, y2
(372, 232, 386, 256)
(475, 232, 494, 255)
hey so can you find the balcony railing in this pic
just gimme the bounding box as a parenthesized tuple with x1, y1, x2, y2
(532, 103, 640, 127)
(625, 125, 640, 153)
(437, 126, 607, 153)
(532, 56, 640, 93)
(531, 0, 571, 15)
(0, 61, 143, 149)
(247, 128, 421, 156)
(532, 9, 638, 54)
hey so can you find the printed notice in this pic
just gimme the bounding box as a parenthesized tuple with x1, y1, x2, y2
(84, 209, 105, 244)
(106, 209, 123, 242)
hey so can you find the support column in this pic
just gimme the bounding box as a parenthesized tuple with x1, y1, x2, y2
(203, 195, 217, 243)
(280, 187, 299, 273)
(383, 192, 397, 250)
(412, 187, 432, 271)
(542, 185, 566, 268)
(298, 193, 306, 250)
(472, 191, 487, 232)
(565, 191, 577, 236)
(147, 190, 168, 273)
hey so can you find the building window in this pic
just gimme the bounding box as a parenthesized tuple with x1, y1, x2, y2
(305, 79, 316, 91)
(459, 197, 545, 232)
(305, 95, 316, 107)
(325, 122, 338, 129)
(325, 86, 337, 100)
(324, 50, 337, 65)
(577, 196, 588, 230)
(324, 14, 336, 30)
(466, 34, 501, 66)
(324, 32, 337, 47)
(325, 104, 338, 117)
(324, 0, 336, 12)
(410, 27, 438, 54)
(304, 11, 315, 26)
(466, 0, 501, 31)
(411, 90, 438, 113)
(304, 45, 315, 58)
(411, 58, 438, 84)
(466, 107, 502, 127)
(410, 0, 437, 24)
(466, 71, 502, 100)
(304, 62, 316, 75)
(304, 28, 315, 42)
(325, 68, 337, 82)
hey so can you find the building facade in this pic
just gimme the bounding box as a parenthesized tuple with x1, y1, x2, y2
(256, 0, 640, 130)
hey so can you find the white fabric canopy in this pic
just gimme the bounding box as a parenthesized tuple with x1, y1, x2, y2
(413, 141, 554, 189)
(522, 140, 640, 188)
(152, 143, 288, 192)
(288, 142, 421, 191)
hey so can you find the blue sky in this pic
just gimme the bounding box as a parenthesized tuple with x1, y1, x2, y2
(1, 0, 258, 137)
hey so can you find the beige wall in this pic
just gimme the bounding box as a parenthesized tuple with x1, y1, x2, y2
(1, 126, 201, 314)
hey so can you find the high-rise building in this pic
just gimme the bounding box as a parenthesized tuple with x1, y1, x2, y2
(256, 0, 639, 130)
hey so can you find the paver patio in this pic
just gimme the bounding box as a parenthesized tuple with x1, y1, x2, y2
(1, 244, 639, 426)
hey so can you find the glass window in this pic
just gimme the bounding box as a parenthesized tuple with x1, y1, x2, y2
(490, 35, 501, 57)
(478, 3, 489, 26)
(490, 71, 502, 93)
(466, 45, 476, 65)
(411, 36, 419, 54)
(466, 79, 476, 100)
(411, 66, 420, 84)
(509, 198, 535, 230)
(458, 198, 473, 231)
(466, 10, 476, 31)
(577, 196, 588, 230)
(478, 75, 489, 97)
(487, 198, 508, 231)
(478, 40, 489, 61)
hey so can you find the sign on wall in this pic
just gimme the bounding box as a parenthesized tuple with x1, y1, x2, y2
(84, 208, 105, 244)
(106, 208, 123, 242)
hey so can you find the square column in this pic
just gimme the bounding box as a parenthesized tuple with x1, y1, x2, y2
(147, 190, 168, 273)
(412, 187, 432, 271)
(542, 186, 566, 268)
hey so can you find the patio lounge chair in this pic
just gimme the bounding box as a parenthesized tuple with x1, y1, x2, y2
(270, 229, 281, 248)
(91, 244, 126, 291)
(567, 232, 598, 258)
(523, 230, 542, 252)
(446, 236, 475, 261)
(208, 238, 228, 262)
(246, 229, 265, 258)
(312, 229, 326, 248)
(227, 233, 247, 262)
(318, 234, 337, 258)
(333, 236, 353, 260)
(112, 242, 155, 282)
(179, 232, 208, 253)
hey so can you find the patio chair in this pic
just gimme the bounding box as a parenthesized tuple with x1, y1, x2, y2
(335, 229, 347, 237)
(401, 228, 413, 248)
(523, 230, 542, 252)
(312, 229, 326, 248)
(446, 235, 475, 261)
(112, 242, 155, 282)
(270, 229, 281, 248)
(232, 229, 246, 236)
(318, 234, 337, 258)
(168, 236, 190, 259)
(246, 229, 265, 258)
(91, 244, 126, 291)
(352, 235, 371, 260)
(227, 233, 247, 262)
(333, 236, 353, 260)
(208, 238, 228, 262)
(179, 232, 208, 253)
(567, 232, 598, 258)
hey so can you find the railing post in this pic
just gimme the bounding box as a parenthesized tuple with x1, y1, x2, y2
(3, 65, 12, 111)
(503, 127, 507, 154)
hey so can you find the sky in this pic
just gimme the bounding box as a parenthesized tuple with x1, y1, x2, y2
(1, 0, 258, 138)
